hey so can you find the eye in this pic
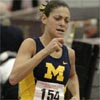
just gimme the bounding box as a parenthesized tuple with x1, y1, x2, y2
(65, 18, 70, 23)
(54, 16, 61, 21)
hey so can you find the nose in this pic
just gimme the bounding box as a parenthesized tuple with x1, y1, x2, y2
(59, 19, 66, 27)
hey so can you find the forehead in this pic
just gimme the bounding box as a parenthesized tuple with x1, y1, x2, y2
(50, 7, 70, 18)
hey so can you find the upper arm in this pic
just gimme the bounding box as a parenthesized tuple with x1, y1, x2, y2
(68, 47, 76, 77)
(14, 38, 36, 67)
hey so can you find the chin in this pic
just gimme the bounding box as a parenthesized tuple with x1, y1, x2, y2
(58, 33, 65, 38)
(56, 35, 64, 38)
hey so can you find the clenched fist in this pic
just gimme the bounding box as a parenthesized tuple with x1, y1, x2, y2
(43, 38, 64, 55)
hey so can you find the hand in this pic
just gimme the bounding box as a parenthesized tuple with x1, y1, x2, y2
(44, 38, 64, 55)
(69, 96, 80, 100)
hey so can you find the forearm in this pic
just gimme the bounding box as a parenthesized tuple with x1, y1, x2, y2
(9, 49, 49, 85)
(67, 74, 80, 99)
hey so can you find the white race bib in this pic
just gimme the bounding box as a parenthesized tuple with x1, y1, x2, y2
(34, 81, 64, 100)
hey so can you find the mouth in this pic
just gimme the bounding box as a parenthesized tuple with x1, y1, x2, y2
(56, 29, 65, 32)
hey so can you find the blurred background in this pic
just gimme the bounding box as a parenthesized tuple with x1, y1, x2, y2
(0, 0, 100, 100)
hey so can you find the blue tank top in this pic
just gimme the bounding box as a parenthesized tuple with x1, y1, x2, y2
(33, 38, 71, 86)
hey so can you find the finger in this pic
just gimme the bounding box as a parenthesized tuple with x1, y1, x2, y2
(54, 43, 60, 52)
(58, 42, 63, 47)
(53, 41, 63, 47)
(57, 38, 64, 45)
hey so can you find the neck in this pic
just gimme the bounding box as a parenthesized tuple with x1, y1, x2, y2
(40, 31, 53, 47)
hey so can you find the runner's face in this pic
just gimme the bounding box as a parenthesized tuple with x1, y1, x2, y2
(43, 7, 70, 38)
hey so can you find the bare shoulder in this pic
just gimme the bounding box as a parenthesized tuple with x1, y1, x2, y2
(67, 47, 75, 57)
(23, 38, 35, 44)
(67, 46, 75, 64)
(18, 38, 36, 56)
(21, 38, 35, 48)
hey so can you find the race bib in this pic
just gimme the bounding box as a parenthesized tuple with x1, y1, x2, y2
(33, 81, 64, 100)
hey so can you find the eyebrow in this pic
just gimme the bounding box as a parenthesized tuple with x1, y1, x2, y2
(54, 15, 70, 19)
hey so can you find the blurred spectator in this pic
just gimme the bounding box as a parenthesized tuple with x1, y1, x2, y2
(83, 19, 99, 38)
(0, 52, 17, 99)
(82, 19, 99, 99)
(11, 0, 39, 11)
(0, 25, 24, 53)
(0, 2, 11, 26)
(0, 2, 24, 53)
(0, 2, 24, 100)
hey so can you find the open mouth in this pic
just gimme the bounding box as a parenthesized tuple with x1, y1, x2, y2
(56, 29, 64, 32)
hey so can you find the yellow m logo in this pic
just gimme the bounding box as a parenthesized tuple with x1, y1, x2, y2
(44, 62, 65, 81)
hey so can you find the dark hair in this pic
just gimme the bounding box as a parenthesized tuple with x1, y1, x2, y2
(40, 0, 70, 17)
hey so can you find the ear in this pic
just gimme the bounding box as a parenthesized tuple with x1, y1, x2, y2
(41, 14, 47, 25)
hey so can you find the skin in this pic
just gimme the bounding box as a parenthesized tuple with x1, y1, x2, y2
(9, 6, 80, 100)
(84, 20, 98, 38)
